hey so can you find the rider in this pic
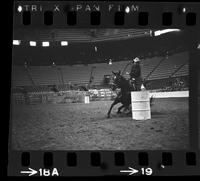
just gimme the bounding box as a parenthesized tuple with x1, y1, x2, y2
(129, 57, 142, 91)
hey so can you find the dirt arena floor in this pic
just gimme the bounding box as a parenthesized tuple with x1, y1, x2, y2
(11, 98, 189, 150)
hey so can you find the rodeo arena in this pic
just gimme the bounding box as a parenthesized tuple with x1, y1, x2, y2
(11, 29, 189, 150)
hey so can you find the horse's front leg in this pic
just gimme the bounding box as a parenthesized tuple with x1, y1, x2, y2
(107, 99, 119, 118)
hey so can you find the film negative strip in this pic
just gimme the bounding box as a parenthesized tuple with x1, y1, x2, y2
(8, 0, 200, 177)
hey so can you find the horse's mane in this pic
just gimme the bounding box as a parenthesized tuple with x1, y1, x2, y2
(120, 74, 128, 82)
(119, 74, 130, 84)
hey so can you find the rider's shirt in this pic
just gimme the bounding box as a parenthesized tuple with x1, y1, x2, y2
(130, 62, 141, 79)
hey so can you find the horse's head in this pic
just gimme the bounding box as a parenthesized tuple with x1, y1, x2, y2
(111, 70, 124, 90)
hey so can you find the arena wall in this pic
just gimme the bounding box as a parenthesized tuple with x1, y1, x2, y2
(12, 90, 189, 105)
(149, 91, 189, 98)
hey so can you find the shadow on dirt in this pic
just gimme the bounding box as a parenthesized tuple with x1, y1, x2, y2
(151, 111, 166, 116)
(109, 111, 165, 119)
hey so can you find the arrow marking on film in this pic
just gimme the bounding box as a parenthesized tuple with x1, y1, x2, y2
(120, 167, 139, 175)
(20, 168, 38, 176)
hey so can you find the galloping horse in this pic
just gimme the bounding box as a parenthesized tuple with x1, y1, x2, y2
(107, 70, 154, 118)
(107, 70, 135, 118)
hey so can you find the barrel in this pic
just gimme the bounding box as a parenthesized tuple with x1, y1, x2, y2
(84, 96, 90, 103)
(131, 91, 151, 120)
(78, 93, 90, 103)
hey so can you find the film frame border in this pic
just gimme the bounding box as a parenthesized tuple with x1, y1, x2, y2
(8, 1, 200, 176)
(13, 1, 200, 28)
(8, 150, 200, 176)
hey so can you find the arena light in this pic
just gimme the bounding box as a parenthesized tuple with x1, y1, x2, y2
(17, 5, 23, 12)
(197, 44, 200, 49)
(125, 6, 130, 13)
(182, 7, 186, 13)
(61, 41, 68, 46)
(29, 41, 36, 46)
(42, 41, 50, 47)
(94, 46, 98, 52)
(13, 40, 21, 45)
(154, 29, 181, 36)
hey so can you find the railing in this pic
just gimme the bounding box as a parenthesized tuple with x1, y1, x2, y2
(11, 89, 117, 105)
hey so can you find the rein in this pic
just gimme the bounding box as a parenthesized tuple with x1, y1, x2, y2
(121, 61, 132, 76)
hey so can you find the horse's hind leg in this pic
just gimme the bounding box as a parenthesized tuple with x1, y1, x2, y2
(117, 105, 124, 114)
(107, 102, 115, 118)
(122, 103, 131, 115)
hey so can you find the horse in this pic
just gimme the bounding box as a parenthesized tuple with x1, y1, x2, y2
(107, 70, 154, 118)
(107, 70, 134, 118)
